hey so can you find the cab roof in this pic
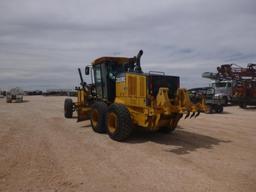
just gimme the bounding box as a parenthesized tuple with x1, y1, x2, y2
(91, 57, 131, 65)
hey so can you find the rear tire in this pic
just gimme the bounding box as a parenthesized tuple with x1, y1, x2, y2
(106, 103, 132, 141)
(159, 113, 180, 133)
(159, 125, 176, 134)
(239, 102, 247, 109)
(64, 98, 73, 118)
(90, 102, 108, 133)
(223, 97, 228, 106)
(205, 105, 212, 114)
(6, 97, 11, 103)
(216, 105, 223, 113)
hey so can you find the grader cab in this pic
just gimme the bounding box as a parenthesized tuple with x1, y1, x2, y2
(64, 50, 206, 141)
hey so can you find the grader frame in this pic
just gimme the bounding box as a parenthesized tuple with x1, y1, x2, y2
(64, 50, 206, 141)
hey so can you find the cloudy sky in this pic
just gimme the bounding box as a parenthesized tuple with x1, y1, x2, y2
(0, 0, 256, 90)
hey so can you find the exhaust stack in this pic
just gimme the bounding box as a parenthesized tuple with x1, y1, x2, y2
(135, 50, 143, 73)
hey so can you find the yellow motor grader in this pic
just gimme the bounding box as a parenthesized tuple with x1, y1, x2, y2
(64, 50, 206, 141)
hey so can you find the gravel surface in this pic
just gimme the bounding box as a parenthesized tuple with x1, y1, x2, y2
(0, 96, 255, 192)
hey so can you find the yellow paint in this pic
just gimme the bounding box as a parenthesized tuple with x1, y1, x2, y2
(75, 72, 206, 131)
(114, 73, 206, 130)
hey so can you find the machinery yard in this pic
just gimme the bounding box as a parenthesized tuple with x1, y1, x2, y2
(0, 96, 255, 192)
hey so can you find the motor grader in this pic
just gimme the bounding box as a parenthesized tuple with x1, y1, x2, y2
(64, 50, 206, 141)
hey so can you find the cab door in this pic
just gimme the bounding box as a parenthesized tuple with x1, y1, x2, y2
(93, 64, 103, 99)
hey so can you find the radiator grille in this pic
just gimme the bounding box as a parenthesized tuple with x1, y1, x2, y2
(128, 76, 137, 96)
(140, 76, 145, 97)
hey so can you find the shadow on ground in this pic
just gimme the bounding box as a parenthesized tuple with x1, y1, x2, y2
(80, 124, 91, 128)
(226, 105, 256, 110)
(128, 128, 231, 155)
(244, 106, 256, 110)
(8, 100, 30, 103)
(215, 111, 232, 114)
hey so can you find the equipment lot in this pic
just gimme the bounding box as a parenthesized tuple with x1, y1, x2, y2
(0, 96, 255, 192)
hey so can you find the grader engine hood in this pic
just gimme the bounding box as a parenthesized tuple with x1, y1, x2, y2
(148, 74, 180, 99)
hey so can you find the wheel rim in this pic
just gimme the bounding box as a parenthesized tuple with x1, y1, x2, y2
(91, 109, 99, 128)
(107, 112, 118, 134)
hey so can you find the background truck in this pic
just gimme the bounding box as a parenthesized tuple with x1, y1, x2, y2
(6, 87, 24, 103)
(210, 80, 234, 105)
(64, 50, 206, 141)
(188, 87, 225, 114)
(203, 63, 256, 108)
(0, 89, 4, 98)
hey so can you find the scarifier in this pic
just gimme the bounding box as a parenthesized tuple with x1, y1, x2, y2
(64, 50, 206, 141)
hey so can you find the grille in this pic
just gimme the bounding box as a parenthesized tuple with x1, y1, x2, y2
(128, 76, 137, 96)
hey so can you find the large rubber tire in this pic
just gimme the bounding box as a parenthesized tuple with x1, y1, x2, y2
(159, 113, 180, 134)
(106, 103, 132, 141)
(6, 97, 11, 103)
(64, 98, 73, 118)
(216, 105, 223, 113)
(159, 125, 176, 134)
(90, 102, 108, 133)
(223, 97, 228, 106)
(205, 105, 213, 114)
(239, 102, 247, 109)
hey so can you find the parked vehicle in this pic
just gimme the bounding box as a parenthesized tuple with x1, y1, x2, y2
(202, 72, 234, 105)
(6, 87, 24, 103)
(189, 87, 225, 114)
(0, 89, 4, 98)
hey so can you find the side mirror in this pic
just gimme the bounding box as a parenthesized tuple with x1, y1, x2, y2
(85, 66, 90, 75)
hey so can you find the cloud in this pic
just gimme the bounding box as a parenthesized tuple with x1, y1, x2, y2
(0, 0, 256, 90)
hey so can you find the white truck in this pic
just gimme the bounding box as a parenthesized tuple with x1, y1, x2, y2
(202, 72, 235, 105)
(210, 80, 235, 105)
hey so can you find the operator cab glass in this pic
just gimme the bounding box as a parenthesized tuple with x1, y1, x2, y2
(107, 61, 126, 80)
(214, 82, 228, 88)
(93, 65, 103, 98)
(92, 61, 126, 102)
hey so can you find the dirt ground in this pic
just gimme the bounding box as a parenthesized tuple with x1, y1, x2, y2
(0, 96, 255, 192)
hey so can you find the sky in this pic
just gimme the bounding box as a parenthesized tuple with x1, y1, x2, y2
(0, 0, 256, 90)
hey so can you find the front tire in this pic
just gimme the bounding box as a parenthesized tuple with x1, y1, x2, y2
(106, 103, 132, 141)
(64, 98, 73, 118)
(90, 102, 108, 133)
